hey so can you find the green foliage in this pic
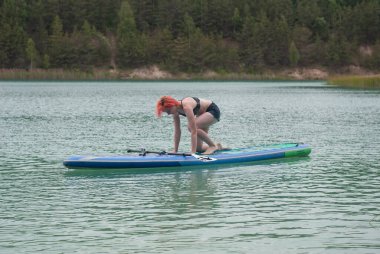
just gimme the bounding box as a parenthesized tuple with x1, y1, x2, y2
(117, 0, 136, 41)
(0, 0, 380, 71)
(116, 0, 145, 68)
(48, 15, 64, 67)
(42, 54, 50, 69)
(338, 1, 380, 44)
(326, 35, 350, 67)
(0, 0, 27, 67)
(232, 8, 242, 36)
(82, 20, 93, 37)
(360, 42, 380, 70)
(147, 28, 173, 66)
(26, 38, 38, 69)
(289, 41, 300, 67)
(239, 14, 264, 68)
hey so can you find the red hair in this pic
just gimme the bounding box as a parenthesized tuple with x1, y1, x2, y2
(156, 96, 180, 117)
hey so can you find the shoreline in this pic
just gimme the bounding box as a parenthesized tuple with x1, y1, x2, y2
(0, 66, 379, 88)
(0, 66, 330, 81)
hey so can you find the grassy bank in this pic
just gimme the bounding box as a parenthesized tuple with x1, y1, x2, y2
(0, 67, 327, 81)
(328, 75, 380, 89)
(0, 68, 288, 81)
(0, 69, 119, 81)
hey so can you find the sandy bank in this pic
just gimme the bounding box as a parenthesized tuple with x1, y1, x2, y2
(0, 65, 378, 81)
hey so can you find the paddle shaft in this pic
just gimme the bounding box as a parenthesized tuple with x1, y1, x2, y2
(126, 149, 216, 162)
(126, 149, 191, 156)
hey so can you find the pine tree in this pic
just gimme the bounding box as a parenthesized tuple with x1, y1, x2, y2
(117, 0, 144, 67)
(232, 8, 242, 37)
(49, 15, 64, 67)
(82, 20, 93, 37)
(183, 13, 196, 45)
(326, 34, 349, 67)
(0, 0, 27, 67)
(42, 54, 50, 69)
(289, 41, 300, 67)
(117, 0, 137, 40)
(26, 38, 38, 69)
(147, 28, 173, 66)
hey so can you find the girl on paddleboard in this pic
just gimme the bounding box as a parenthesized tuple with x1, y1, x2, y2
(156, 96, 222, 155)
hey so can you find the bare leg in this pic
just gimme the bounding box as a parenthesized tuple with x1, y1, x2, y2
(188, 125, 207, 153)
(196, 134, 209, 153)
(198, 143, 209, 153)
(195, 113, 219, 154)
(193, 127, 210, 153)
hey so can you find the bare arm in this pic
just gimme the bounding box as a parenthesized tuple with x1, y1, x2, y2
(173, 113, 181, 152)
(183, 106, 197, 153)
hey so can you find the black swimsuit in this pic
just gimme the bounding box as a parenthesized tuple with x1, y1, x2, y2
(179, 97, 221, 121)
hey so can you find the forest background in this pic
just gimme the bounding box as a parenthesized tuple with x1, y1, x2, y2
(1, 0, 380, 79)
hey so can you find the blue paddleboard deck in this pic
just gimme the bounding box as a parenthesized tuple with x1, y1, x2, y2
(63, 143, 311, 169)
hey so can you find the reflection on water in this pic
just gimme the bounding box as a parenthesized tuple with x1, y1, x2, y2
(1, 81, 380, 253)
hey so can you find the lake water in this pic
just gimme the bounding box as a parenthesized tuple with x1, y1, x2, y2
(0, 81, 379, 253)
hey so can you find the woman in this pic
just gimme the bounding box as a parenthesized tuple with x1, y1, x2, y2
(156, 96, 222, 155)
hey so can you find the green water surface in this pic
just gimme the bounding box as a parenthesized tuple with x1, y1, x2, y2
(0, 81, 379, 253)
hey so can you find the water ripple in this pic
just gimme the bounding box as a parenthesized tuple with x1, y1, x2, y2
(1, 82, 379, 253)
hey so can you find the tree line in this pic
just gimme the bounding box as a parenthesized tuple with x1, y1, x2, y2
(1, 0, 380, 72)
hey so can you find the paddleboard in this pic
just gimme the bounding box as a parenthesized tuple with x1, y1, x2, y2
(63, 143, 311, 169)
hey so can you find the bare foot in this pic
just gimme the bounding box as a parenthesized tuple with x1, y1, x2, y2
(203, 145, 218, 155)
(217, 143, 231, 151)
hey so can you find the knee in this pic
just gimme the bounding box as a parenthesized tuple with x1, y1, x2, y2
(197, 128, 208, 134)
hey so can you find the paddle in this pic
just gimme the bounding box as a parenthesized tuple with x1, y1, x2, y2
(126, 148, 217, 162)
